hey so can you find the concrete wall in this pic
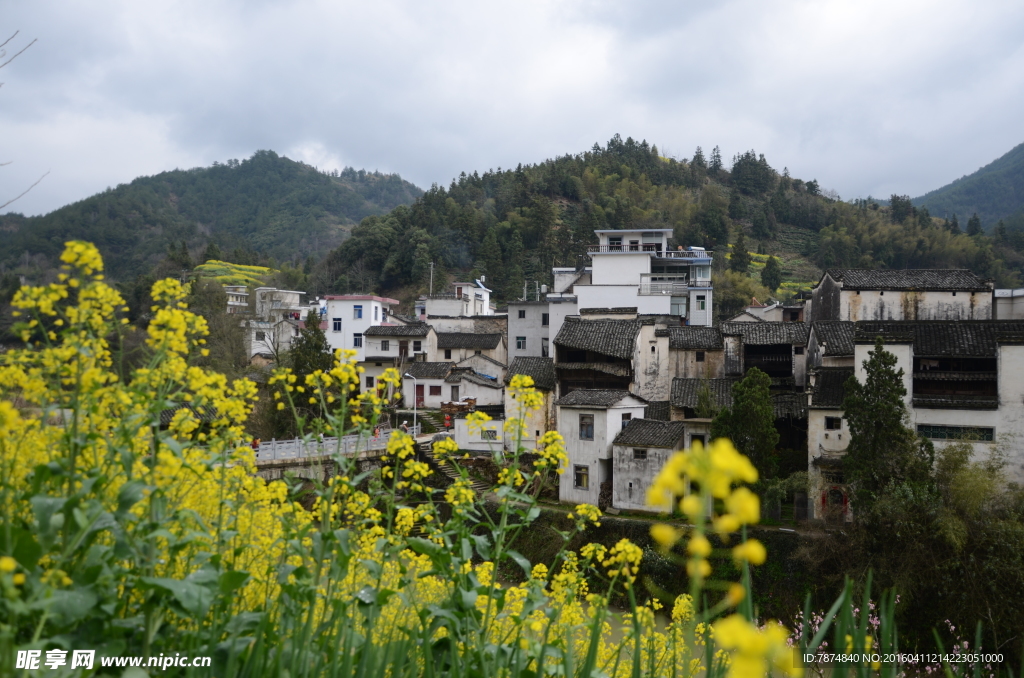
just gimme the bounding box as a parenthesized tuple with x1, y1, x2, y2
(558, 404, 646, 506)
(504, 389, 555, 452)
(612, 444, 680, 512)
(452, 417, 504, 453)
(688, 288, 713, 326)
(433, 343, 507, 365)
(669, 348, 726, 379)
(508, 302, 549, 359)
(841, 289, 991, 321)
(574, 285, 671, 315)
(995, 290, 1024, 319)
(401, 377, 448, 409)
(636, 324, 672, 401)
(452, 381, 504, 406)
(363, 333, 433, 362)
(547, 297, 579, 349)
(457, 354, 507, 380)
(590, 253, 651, 285)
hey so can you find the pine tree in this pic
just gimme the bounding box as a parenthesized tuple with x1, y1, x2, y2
(950, 213, 961, 235)
(478, 229, 503, 286)
(710, 367, 779, 479)
(202, 241, 223, 263)
(730, 228, 751, 274)
(291, 309, 334, 381)
(690, 146, 707, 186)
(967, 213, 983, 236)
(709, 146, 723, 174)
(503, 230, 525, 300)
(728, 189, 746, 220)
(752, 206, 771, 240)
(761, 255, 782, 292)
(842, 339, 933, 500)
(996, 220, 1008, 242)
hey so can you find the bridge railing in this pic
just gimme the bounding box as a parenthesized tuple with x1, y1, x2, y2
(255, 425, 421, 463)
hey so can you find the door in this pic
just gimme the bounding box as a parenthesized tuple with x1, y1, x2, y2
(451, 385, 459, 402)
(399, 341, 409, 358)
(415, 384, 425, 407)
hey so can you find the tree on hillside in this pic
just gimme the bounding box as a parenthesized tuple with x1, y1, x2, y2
(890, 194, 914, 224)
(949, 213, 961, 235)
(714, 270, 771, 320)
(841, 339, 933, 500)
(728, 189, 746, 220)
(761, 256, 782, 292)
(967, 213, 983, 236)
(730, 229, 751, 274)
(291, 309, 334, 380)
(690, 146, 707, 187)
(752, 206, 771, 239)
(202, 242, 223, 263)
(711, 367, 778, 478)
(709, 146, 723, 174)
(805, 180, 820, 197)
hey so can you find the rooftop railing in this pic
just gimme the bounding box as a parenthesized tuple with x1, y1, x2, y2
(587, 245, 713, 259)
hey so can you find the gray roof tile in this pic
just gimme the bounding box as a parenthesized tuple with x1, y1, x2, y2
(437, 332, 502, 349)
(644, 400, 672, 421)
(613, 419, 689, 448)
(720, 321, 808, 345)
(554, 318, 641, 359)
(555, 389, 646, 408)
(809, 367, 854, 408)
(364, 324, 430, 337)
(811, 321, 855, 356)
(403, 362, 454, 379)
(505, 356, 556, 391)
(670, 377, 807, 418)
(668, 327, 724, 350)
(444, 368, 502, 388)
(824, 268, 990, 291)
(854, 320, 1024, 356)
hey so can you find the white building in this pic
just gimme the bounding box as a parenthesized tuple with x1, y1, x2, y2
(574, 229, 714, 326)
(401, 361, 455, 409)
(503, 356, 557, 452)
(995, 288, 1024, 319)
(433, 332, 507, 365)
(611, 419, 689, 512)
(416, 279, 495, 319)
(555, 389, 647, 507)
(224, 285, 250, 314)
(810, 269, 993, 323)
(323, 294, 400, 360)
(806, 367, 854, 521)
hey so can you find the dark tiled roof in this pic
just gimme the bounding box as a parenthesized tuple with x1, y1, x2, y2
(555, 362, 632, 377)
(810, 368, 854, 408)
(364, 324, 430, 337)
(853, 320, 1024, 356)
(444, 368, 501, 388)
(912, 395, 999, 410)
(403, 362, 454, 379)
(555, 389, 647, 408)
(668, 327, 724, 350)
(580, 307, 638, 315)
(720, 321, 808, 346)
(670, 378, 806, 418)
(505, 356, 556, 391)
(554, 318, 641, 359)
(644, 401, 672, 421)
(614, 419, 689, 448)
(824, 269, 990, 291)
(437, 332, 502, 349)
(812, 321, 855, 356)
(670, 378, 738, 409)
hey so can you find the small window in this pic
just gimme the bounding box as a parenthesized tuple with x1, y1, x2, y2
(353, 333, 363, 348)
(365, 376, 375, 388)
(481, 429, 497, 440)
(516, 336, 527, 350)
(381, 340, 390, 351)
(574, 465, 590, 489)
(696, 351, 705, 362)
(474, 350, 482, 355)
(255, 331, 266, 341)
(444, 349, 452, 360)
(621, 412, 632, 429)
(413, 340, 422, 352)
(579, 414, 594, 440)
(374, 306, 379, 320)
(825, 417, 842, 430)
(541, 338, 549, 357)
(633, 448, 647, 460)
(696, 295, 706, 311)
(518, 309, 526, 319)
(354, 305, 363, 319)
(429, 385, 442, 396)
(542, 313, 549, 326)
(795, 347, 804, 355)
(332, 318, 342, 332)
(651, 345, 656, 353)
(917, 424, 994, 441)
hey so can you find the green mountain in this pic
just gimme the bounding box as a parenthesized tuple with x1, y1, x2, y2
(0, 150, 423, 281)
(914, 141, 1024, 228)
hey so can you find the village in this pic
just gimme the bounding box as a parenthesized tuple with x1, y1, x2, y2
(226, 227, 1024, 521)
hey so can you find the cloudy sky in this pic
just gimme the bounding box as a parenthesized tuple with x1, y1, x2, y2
(3, 0, 1024, 216)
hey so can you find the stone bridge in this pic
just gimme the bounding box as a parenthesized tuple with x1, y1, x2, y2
(253, 426, 424, 482)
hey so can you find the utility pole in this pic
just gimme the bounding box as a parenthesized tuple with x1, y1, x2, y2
(429, 262, 434, 295)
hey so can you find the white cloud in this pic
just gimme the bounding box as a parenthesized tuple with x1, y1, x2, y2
(2, 0, 1024, 215)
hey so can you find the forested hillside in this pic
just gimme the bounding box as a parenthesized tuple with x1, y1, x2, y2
(317, 135, 1024, 317)
(0, 150, 422, 281)
(914, 141, 1024, 228)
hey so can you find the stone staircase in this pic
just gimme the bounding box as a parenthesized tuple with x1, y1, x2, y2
(419, 439, 491, 495)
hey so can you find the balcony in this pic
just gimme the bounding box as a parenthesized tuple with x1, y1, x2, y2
(587, 245, 713, 259)
(637, 275, 711, 295)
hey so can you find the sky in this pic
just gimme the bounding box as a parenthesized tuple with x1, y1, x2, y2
(3, 0, 1024, 217)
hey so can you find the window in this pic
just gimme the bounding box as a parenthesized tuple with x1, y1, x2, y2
(518, 309, 526, 319)
(574, 465, 590, 489)
(795, 347, 804, 355)
(353, 333, 363, 348)
(255, 331, 266, 341)
(352, 305, 362, 319)
(429, 385, 442, 396)
(374, 306, 379, 320)
(365, 376, 375, 388)
(917, 424, 994, 441)
(332, 318, 342, 332)
(481, 429, 497, 440)
(451, 385, 459, 401)
(474, 350, 482, 355)
(413, 340, 422, 352)
(825, 417, 842, 430)
(516, 336, 527, 350)
(381, 340, 390, 351)
(651, 345, 656, 353)
(541, 338, 549, 358)
(696, 351, 705, 362)
(444, 349, 452, 360)
(621, 412, 632, 430)
(633, 448, 647, 460)
(696, 295, 706, 311)
(542, 313, 549, 326)
(579, 414, 594, 440)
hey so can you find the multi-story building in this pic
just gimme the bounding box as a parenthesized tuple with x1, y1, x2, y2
(323, 294, 400, 359)
(611, 419, 689, 512)
(416, 279, 495, 318)
(574, 228, 714, 325)
(507, 300, 552, 359)
(810, 269, 993, 322)
(224, 285, 250, 314)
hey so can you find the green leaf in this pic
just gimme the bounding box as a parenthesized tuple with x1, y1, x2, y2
(36, 589, 99, 626)
(506, 550, 533, 577)
(354, 586, 377, 606)
(406, 537, 442, 557)
(141, 577, 214, 618)
(0, 528, 42, 569)
(116, 480, 147, 514)
(218, 570, 251, 595)
(470, 534, 491, 560)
